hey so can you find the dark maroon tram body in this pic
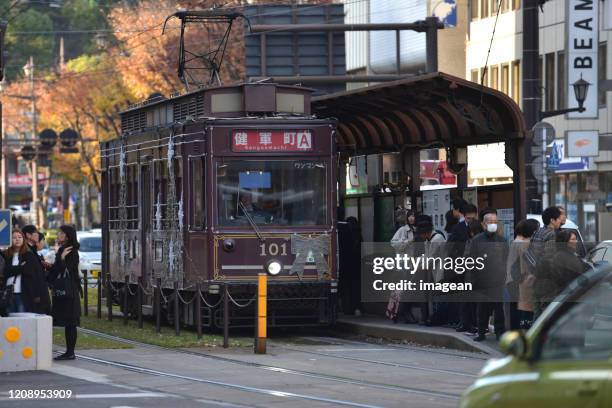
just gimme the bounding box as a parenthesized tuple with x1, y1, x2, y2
(101, 83, 338, 328)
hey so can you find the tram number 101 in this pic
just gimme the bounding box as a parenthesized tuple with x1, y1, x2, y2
(259, 242, 288, 256)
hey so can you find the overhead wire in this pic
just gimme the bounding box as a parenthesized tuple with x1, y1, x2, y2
(2, 0, 425, 93)
(479, 0, 503, 107)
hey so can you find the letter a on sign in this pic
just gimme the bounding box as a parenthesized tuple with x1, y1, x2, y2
(298, 132, 312, 149)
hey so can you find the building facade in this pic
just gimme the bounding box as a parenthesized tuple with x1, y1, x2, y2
(466, 0, 612, 242)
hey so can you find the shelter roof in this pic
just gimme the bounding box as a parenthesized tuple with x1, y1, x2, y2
(312, 72, 526, 154)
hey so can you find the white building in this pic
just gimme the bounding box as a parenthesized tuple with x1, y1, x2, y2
(466, 0, 612, 241)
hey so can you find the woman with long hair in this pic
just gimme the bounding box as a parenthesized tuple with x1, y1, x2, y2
(47, 225, 81, 361)
(3, 230, 48, 314)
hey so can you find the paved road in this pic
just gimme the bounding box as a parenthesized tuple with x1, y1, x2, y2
(0, 334, 488, 408)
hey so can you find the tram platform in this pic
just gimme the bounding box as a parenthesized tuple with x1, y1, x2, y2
(335, 314, 502, 356)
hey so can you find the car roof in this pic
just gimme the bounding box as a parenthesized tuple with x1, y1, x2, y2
(526, 213, 580, 230)
(77, 231, 101, 239)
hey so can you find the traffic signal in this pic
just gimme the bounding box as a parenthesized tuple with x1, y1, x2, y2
(20, 145, 36, 161)
(59, 128, 79, 153)
(39, 128, 58, 150)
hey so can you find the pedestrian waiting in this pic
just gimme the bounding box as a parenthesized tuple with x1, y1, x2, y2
(533, 229, 588, 315)
(505, 218, 540, 330)
(47, 225, 81, 361)
(2, 230, 50, 314)
(468, 210, 508, 342)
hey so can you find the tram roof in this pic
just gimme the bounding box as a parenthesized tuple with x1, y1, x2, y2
(311, 72, 526, 155)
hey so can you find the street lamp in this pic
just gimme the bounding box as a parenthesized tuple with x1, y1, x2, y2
(572, 75, 590, 110)
(539, 76, 591, 119)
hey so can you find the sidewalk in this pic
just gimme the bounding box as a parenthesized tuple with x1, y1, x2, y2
(335, 314, 503, 356)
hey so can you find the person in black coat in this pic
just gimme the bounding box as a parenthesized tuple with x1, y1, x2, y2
(47, 225, 81, 361)
(447, 203, 478, 333)
(534, 229, 588, 309)
(3, 230, 50, 314)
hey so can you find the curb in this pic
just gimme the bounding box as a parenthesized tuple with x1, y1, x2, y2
(335, 318, 502, 356)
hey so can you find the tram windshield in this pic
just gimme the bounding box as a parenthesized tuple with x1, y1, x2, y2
(217, 160, 327, 226)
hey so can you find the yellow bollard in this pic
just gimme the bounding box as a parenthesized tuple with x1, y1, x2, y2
(255, 273, 267, 354)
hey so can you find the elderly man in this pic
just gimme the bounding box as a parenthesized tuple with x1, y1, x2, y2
(469, 210, 508, 341)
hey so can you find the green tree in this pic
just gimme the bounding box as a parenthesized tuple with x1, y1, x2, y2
(4, 8, 55, 79)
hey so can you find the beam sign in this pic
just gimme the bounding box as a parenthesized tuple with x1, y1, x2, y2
(0, 209, 12, 247)
(567, 0, 598, 119)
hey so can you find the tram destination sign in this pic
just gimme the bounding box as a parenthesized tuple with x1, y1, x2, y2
(232, 130, 313, 152)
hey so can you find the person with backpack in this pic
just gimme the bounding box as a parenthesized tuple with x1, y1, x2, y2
(524, 206, 564, 319)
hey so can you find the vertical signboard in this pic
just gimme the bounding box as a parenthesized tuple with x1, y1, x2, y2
(567, 0, 598, 118)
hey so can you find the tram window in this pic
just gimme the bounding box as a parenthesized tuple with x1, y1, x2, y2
(154, 240, 163, 262)
(217, 160, 327, 227)
(190, 157, 205, 229)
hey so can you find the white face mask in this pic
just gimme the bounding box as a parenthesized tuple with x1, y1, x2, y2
(486, 223, 498, 234)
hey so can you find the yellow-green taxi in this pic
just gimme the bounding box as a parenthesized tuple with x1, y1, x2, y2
(461, 265, 612, 408)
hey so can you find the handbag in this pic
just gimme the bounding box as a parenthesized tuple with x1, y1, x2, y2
(53, 268, 74, 300)
(0, 285, 14, 316)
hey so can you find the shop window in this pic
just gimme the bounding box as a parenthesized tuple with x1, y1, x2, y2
(545, 52, 555, 111)
(470, 0, 479, 20)
(557, 51, 565, 109)
(480, 0, 489, 19)
(511, 61, 521, 105)
(491, 65, 499, 90)
(599, 42, 607, 107)
(501, 63, 509, 94)
(470, 69, 479, 84)
(538, 57, 543, 110)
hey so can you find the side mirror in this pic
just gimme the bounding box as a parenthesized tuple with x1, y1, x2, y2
(499, 331, 527, 358)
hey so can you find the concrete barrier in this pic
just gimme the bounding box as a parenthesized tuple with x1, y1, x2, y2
(0, 313, 52, 372)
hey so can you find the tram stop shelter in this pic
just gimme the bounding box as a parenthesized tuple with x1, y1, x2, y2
(311, 72, 528, 235)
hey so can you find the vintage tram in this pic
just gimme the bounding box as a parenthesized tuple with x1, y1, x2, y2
(101, 83, 338, 328)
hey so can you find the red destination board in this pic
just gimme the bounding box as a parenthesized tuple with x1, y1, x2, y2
(231, 130, 313, 152)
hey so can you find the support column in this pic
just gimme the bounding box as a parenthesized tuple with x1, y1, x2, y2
(402, 148, 420, 211)
(521, 0, 541, 214)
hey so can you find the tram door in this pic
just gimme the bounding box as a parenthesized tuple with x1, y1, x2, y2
(140, 163, 152, 282)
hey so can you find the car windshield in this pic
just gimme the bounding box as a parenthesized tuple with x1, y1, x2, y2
(540, 274, 612, 361)
(217, 160, 327, 226)
(79, 236, 102, 252)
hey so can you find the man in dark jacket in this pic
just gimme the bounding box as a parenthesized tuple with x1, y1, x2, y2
(469, 210, 508, 341)
(448, 202, 478, 333)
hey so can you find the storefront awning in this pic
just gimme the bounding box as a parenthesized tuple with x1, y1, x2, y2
(312, 72, 526, 155)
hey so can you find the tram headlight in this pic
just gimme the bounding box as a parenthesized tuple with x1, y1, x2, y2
(265, 260, 282, 275)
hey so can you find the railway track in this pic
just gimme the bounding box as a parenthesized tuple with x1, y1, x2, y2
(68, 352, 383, 408)
(298, 335, 490, 361)
(77, 327, 464, 401)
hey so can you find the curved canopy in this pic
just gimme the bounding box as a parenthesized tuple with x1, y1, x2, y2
(312, 72, 526, 155)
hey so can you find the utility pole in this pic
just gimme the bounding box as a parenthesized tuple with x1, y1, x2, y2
(0, 20, 6, 209)
(25, 56, 39, 226)
(522, 0, 542, 214)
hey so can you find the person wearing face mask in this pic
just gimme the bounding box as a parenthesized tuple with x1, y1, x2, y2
(468, 210, 508, 341)
(534, 230, 588, 313)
